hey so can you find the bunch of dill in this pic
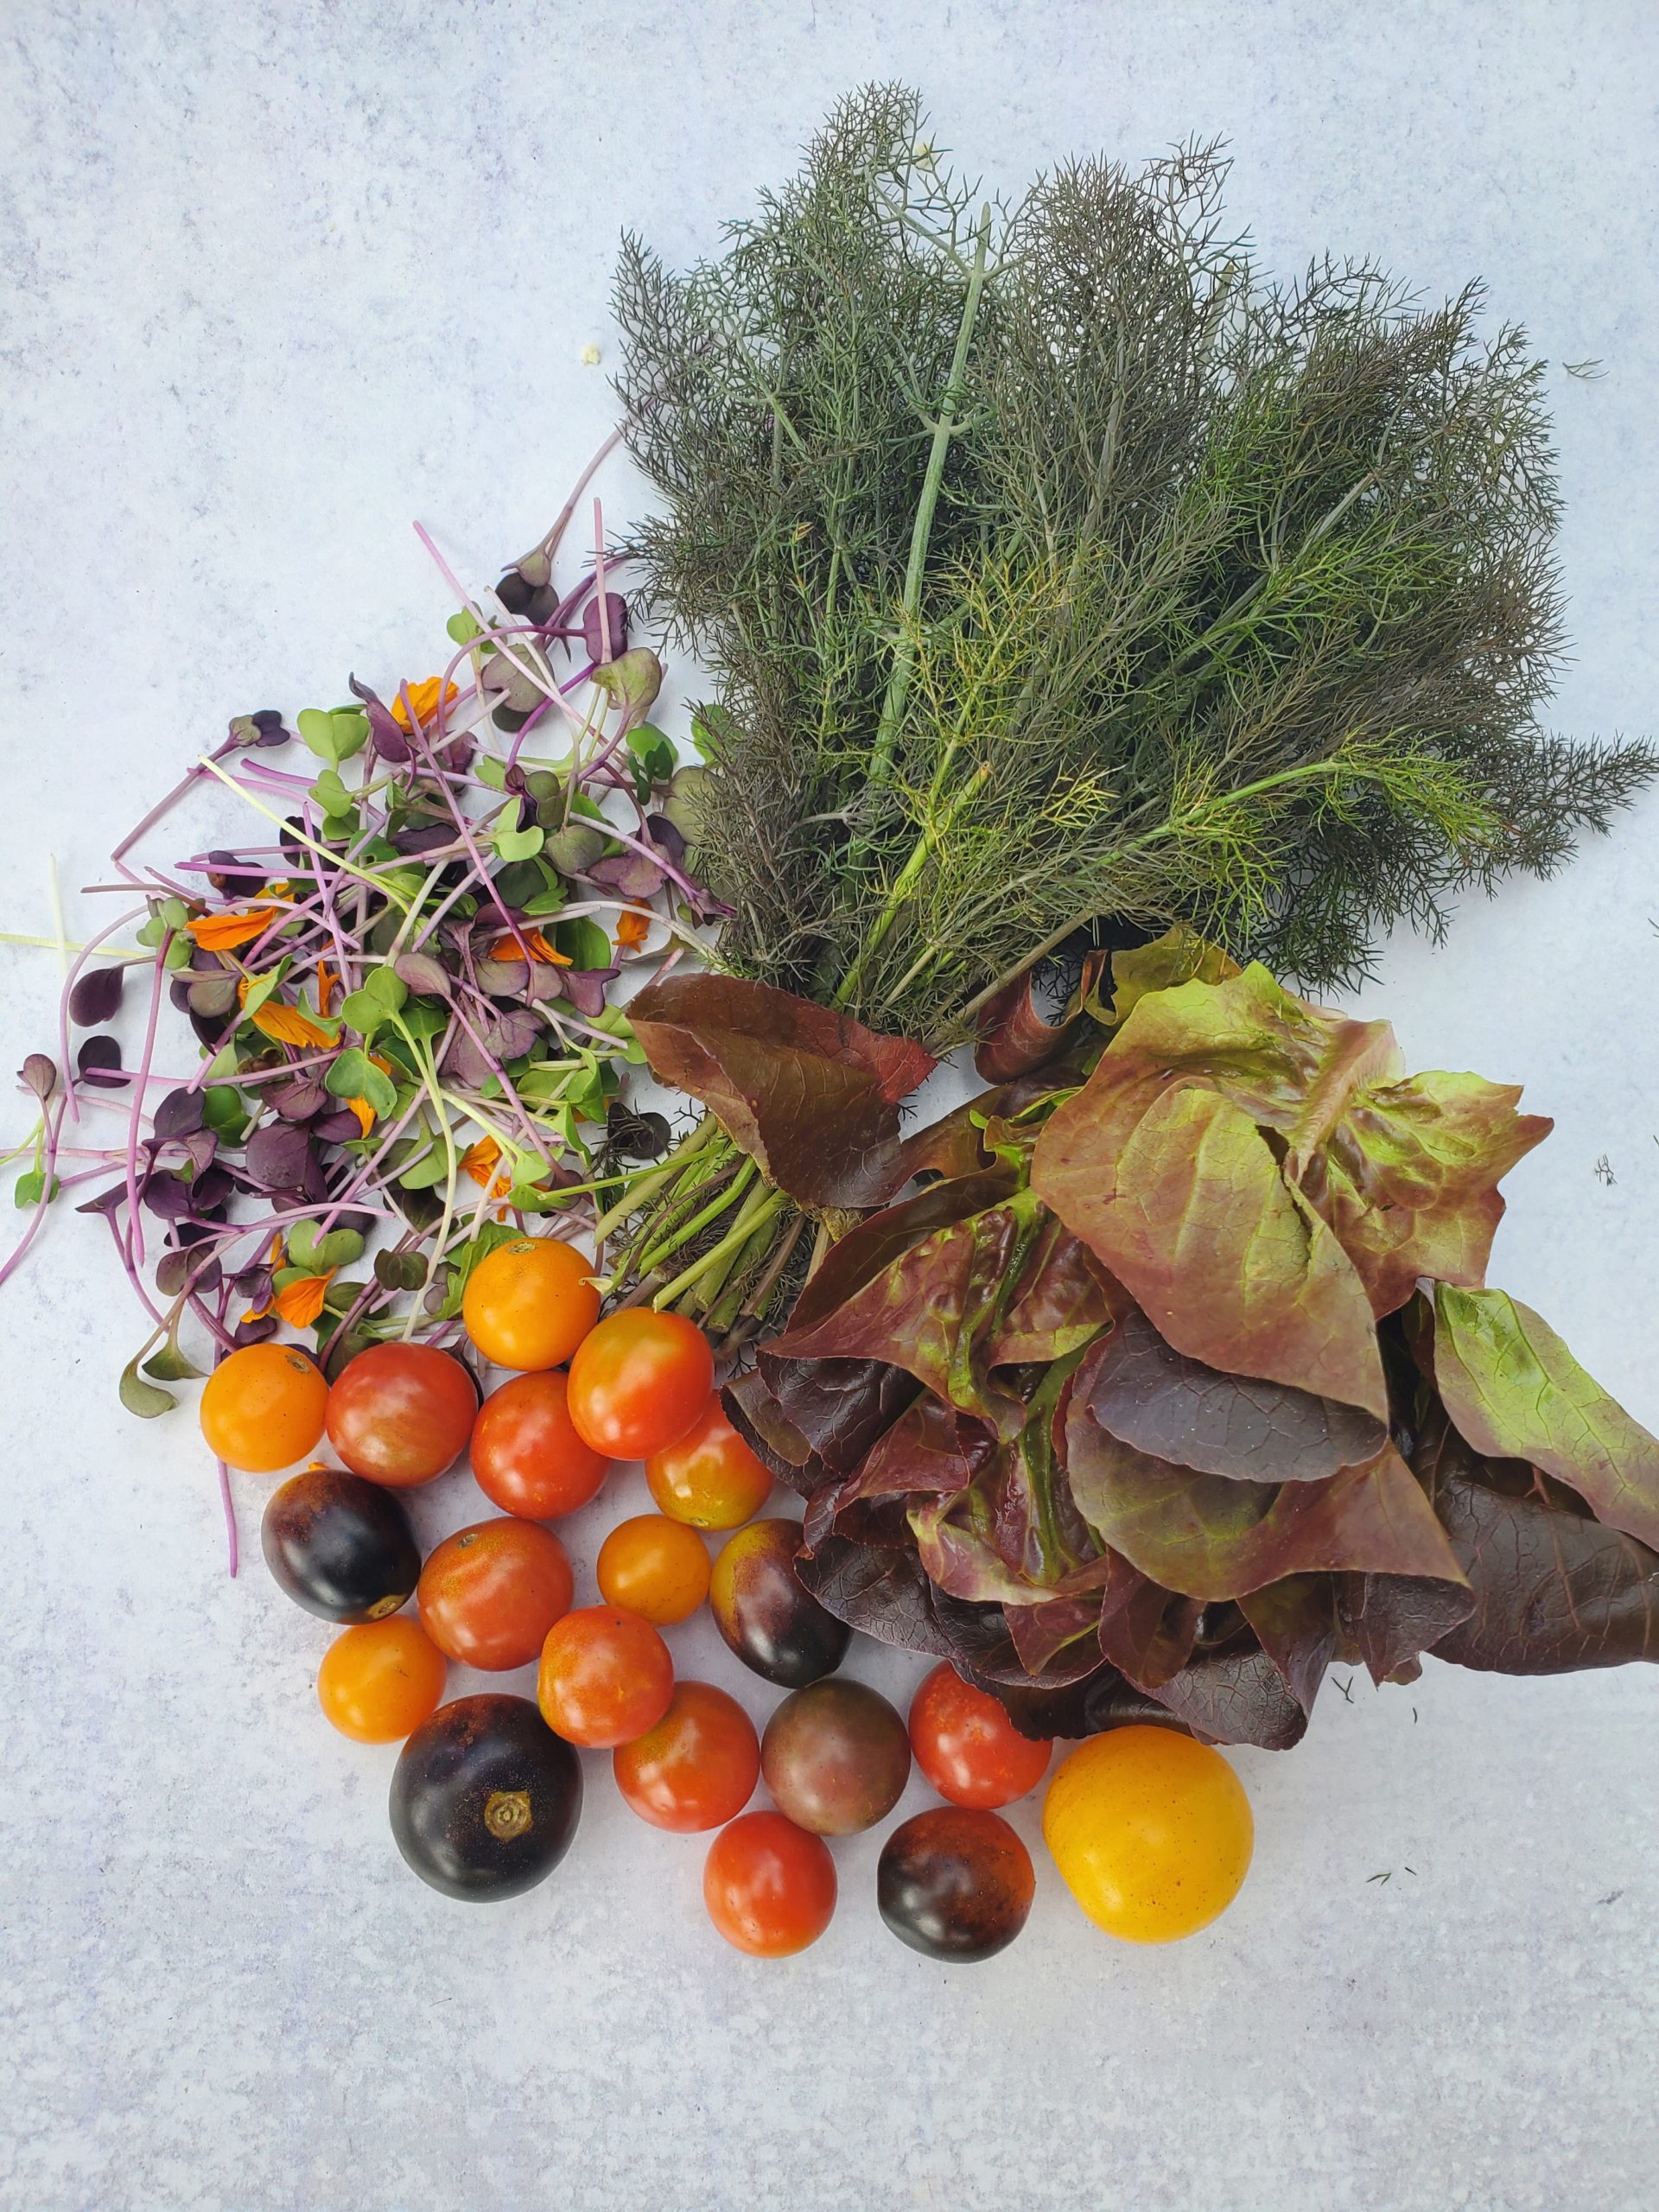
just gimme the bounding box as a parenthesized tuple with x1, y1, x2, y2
(615, 84, 1652, 1046)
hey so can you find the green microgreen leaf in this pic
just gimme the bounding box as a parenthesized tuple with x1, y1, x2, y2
(327, 1048, 397, 1116)
(447, 609, 483, 645)
(120, 1350, 176, 1418)
(555, 916, 611, 972)
(474, 754, 509, 791)
(143, 1343, 205, 1382)
(493, 817, 545, 864)
(14, 1171, 60, 1208)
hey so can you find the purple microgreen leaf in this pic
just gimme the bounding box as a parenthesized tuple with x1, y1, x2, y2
(392, 951, 451, 1000)
(314, 1108, 367, 1144)
(270, 1077, 328, 1122)
(581, 592, 629, 663)
(175, 1129, 219, 1179)
(233, 1315, 279, 1347)
(347, 674, 410, 763)
(486, 1007, 541, 1060)
(645, 814, 686, 868)
(155, 1247, 223, 1297)
(245, 1120, 315, 1190)
(206, 849, 269, 899)
(391, 822, 456, 855)
(69, 965, 126, 1027)
(19, 1053, 57, 1103)
(583, 851, 664, 901)
(556, 966, 620, 1020)
(76, 1182, 127, 1219)
(151, 1086, 207, 1141)
(142, 1172, 197, 1221)
(76, 1035, 127, 1089)
(187, 974, 240, 1020)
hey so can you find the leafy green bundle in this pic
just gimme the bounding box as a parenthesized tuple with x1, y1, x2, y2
(615, 84, 1652, 1039)
(721, 935, 1659, 1746)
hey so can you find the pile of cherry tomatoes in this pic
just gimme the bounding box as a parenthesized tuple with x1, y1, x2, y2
(200, 1232, 1254, 1958)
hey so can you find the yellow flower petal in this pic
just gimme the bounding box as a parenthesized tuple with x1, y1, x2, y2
(391, 677, 460, 732)
(346, 1096, 376, 1137)
(273, 1273, 334, 1328)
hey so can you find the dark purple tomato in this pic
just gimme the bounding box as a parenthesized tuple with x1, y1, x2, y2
(760, 1679, 911, 1837)
(709, 1518, 851, 1689)
(877, 1807, 1034, 1962)
(260, 1466, 419, 1624)
(389, 1694, 582, 1902)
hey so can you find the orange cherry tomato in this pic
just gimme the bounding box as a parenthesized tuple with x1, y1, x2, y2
(537, 1605, 675, 1748)
(596, 1514, 711, 1625)
(471, 1370, 609, 1520)
(200, 1343, 328, 1473)
(645, 1398, 772, 1530)
(613, 1681, 760, 1833)
(566, 1311, 713, 1461)
(416, 1517, 573, 1671)
(908, 1662, 1053, 1809)
(317, 1617, 447, 1744)
(461, 1236, 600, 1371)
(703, 1810, 837, 1958)
(325, 1342, 477, 1487)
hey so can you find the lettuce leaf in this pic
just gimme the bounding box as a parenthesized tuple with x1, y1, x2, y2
(626, 973, 935, 1206)
(1432, 1284, 1659, 1550)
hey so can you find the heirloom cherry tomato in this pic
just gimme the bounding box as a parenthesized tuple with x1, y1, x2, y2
(471, 1370, 609, 1520)
(261, 1467, 421, 1624)
(908, 1662, 1052, 1809)
(710, 1518, 849, 1687)
(318, 1617, 448, 1744)
(1043, 1726, 1254, 1943)
(645, 1398, 772, 1529)
(877, 1808, 1034, 1963)
(417, 1518, 574, 1671)
(761, 1680, 911, 1837)
(461, 1236, 600, 1372)
(390, 1694, 582, 1902)
(596, 1514, 711, 1625)
(613, 1681, 760, 1833)
(326, 1342, 477, 1487)
(703, 1811, 837, 1958)
(566, 1311, 713, 1460)
(200, 1343, 328, 1473)
(537, 1605, 675, 1748)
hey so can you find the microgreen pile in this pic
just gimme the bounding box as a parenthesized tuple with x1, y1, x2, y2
(3, 460, 715, 1556)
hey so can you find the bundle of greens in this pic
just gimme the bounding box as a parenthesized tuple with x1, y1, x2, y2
(720, 932, 1659, 1746)
(607, 86, 1653, 1323)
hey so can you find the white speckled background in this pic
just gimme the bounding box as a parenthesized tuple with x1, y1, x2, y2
(2, 4, 1656, 2209)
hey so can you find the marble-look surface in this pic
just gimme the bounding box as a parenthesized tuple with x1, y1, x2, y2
(2, 5, 1656, 2209)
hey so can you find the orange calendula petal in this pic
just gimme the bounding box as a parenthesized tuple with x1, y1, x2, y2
(346, 1096, 376, 1137)
(252, 1001, 335, 1048)
(391, 677, 460, 731)
(462, 1135, 502, 1187)
(316, 962, 338, 1017)
(272, 1273, 334, 1328)
(187, 907, 281, 950)
(613, 908, 650, 950)
(487, 925, 571, 966)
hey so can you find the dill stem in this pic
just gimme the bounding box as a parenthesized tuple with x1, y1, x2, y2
(834, 753, 990, 1008)
(866, 206, 992, 796)
(590, 1117, 721, 1243)
(674, 1173, 778, 1316)
(636, 1156, 755, 1278)
(652, 1185, 788, 1313)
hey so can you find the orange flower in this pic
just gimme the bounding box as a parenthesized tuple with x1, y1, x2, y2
(235, 976, 335, 1049)
(315, 962, 338, 1017)
(461, 1134, 513, 1198)
(486, 925, 571, 967)
(187, 907, 282, 950)
(345, 1096, 376, 1137)
(273, 1273, 334, 1328)
(391, 677, 460, 732)
(613, 908, 650, 951)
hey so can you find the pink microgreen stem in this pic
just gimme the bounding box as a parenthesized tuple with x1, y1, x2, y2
(123, 931, 175, 1272)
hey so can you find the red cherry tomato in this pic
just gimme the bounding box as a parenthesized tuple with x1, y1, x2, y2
(471, 1370, 609, 1520)
(537, 1605, 675, 1749)
(645, 1398, 772, 1529)
(416, 1518, 573, 1671)
(908, 1662, 1052, 1809)
(703, 1811, 837, 1957)
(566, 1311, 713, 1461)
(325, 1342, 477, 1487)
(613, 1681, 760, 1833)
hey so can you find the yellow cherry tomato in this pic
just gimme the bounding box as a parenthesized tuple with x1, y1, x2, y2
(1042, 1725, 1253, 1943)
(645, 1399, 772, 1529)
(200, 1342, 329, 1472)
(461, 1236, 599, 1371)
(316, 1617, 447, 1743)
(597, 1514, 712, 1625)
